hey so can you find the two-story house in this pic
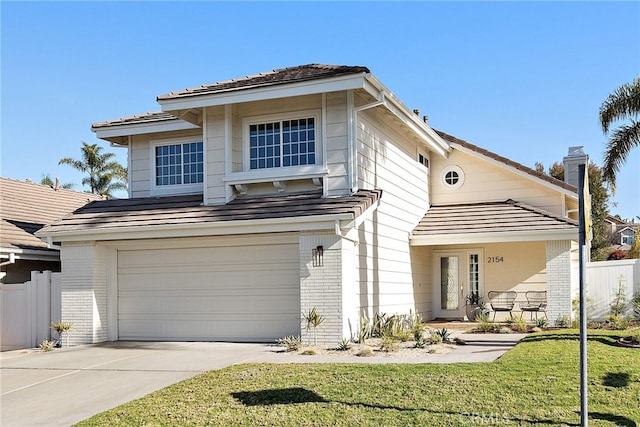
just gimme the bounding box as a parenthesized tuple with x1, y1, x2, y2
(37, 64, 580, 346)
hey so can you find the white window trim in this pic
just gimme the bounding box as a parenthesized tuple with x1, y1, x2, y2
(150, 136, 204, 196)
(418, 150, 430, 175)
(241, 109, 323, 173)
(441, 165, 465, 190)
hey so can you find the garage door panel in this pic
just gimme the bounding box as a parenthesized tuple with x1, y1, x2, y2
(117, 240, 300, 342)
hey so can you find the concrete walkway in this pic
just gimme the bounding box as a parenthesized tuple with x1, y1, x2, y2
(1, 332, 525, 427)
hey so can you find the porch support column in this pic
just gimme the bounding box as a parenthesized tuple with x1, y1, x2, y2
(546, 240, 574, 323)
(60, 242, 108, 346)
(299, 232, 345, 345)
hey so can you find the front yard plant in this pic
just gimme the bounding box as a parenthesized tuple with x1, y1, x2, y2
(78, 330, 640, 426)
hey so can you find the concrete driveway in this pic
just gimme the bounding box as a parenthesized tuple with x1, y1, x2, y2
(0, 341, 275, 427)
(1, 333, 524, 426)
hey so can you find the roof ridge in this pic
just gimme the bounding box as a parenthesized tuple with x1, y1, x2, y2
(0, 176, 103, 198)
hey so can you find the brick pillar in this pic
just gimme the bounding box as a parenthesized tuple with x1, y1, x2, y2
(299, 232, 344, 345)
(60, 243, 107, 346)
(546, 240, 573, 324)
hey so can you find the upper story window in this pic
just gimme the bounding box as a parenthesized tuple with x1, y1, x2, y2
(155, 141, 203, 186)
(249, 117, 316, 169)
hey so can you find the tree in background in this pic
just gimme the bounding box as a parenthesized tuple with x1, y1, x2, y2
(537, 161, 611, 261)
(599, 77, 640, 192)
(40, 174, 74, 190)
(59, 142, 127, 197)
(627, 229, 640, 259)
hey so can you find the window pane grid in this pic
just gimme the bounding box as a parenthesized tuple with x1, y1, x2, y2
(156, 142, 203, 186)
(250, 117, 315, 169)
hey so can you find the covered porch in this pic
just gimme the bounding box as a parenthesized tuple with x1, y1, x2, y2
(410, 200, 579, 324)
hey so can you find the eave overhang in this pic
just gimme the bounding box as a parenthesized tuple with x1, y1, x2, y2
(36, 213, 355, 244)
(410, 228, 578, 246)
(92, 118, 200, 146)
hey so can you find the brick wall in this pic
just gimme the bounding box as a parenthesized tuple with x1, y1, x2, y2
(546, 240, 573, 323)
(299, 232, 344, 345)
(60, 243, 107, 346)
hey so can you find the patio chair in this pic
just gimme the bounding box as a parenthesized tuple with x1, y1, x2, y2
(520, 291, 547, 321)
(487, 291, 517, 322)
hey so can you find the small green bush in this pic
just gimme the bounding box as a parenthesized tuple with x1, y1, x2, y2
(379, 334, 398, 352)
(336, 338, 351, 351)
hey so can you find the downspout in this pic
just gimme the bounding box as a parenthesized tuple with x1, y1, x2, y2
(335, 220, 359, 245)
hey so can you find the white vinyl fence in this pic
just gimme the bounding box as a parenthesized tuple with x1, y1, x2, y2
(0, 271, 61, 351)
(586, 259, 640, 321)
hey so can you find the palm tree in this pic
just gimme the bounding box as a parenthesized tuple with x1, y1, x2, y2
(59, 142, 127, 197)
(599, 77, 640, 192)
(40, 174, 74, 190)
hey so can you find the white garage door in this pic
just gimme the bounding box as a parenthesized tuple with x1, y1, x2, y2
(117, 238, 300, 342)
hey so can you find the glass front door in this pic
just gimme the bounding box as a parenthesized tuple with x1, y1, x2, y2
(434, 250, 483, 319)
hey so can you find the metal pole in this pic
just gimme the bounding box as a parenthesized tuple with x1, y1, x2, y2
(578, 163, 588, 426)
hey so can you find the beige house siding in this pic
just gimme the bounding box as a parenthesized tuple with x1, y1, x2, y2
(354, 107, 431, 320)
(325, 91, 349, 196)
(413, 242, 546, 321)
(431, 149, 565, 216)
(129, 130, 205, 198)
(205, 106, 225, 205)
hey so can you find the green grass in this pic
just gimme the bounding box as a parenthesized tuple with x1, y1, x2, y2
(78, 330, 640, 426)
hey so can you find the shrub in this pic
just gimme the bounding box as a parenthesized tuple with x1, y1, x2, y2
(554, 315, 570, 328)
(632, 293, 640, 320)
(606, 314, 631, 330)
(510, 316, 528, 333)
(435, 327, 451, 343)
(610, 276, 629, 317)
(428, 331, 443, 345)
(379, 334, 399, 352)
(536, 317, 548, 328)
(476, 312, 497, 333)
(276, 335, 302, 352)
(50, 321, 72, 347)
(337, 338, 351, 351)
(607, 250, 627, 260)
(39, 340, 56, 352)
(300, 349, 317, 356)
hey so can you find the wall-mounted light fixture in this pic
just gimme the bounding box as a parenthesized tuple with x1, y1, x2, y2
(312, 245, 324, 267)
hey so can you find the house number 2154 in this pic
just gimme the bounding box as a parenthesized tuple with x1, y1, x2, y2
(487, 256, 504, 263)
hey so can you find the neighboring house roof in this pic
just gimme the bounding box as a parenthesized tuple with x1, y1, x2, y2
(157, 64, 371, 101)
(37, 190, 382, 238)
(435, 130, 578, 194)
(411, 199, 578, 245)
(0, 177, 102, 252)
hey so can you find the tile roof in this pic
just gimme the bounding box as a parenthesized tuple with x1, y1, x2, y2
(38, 190, 382, 235)
(0, 177, 103, 251)
(91, 111, 179, 130)
(434, 130, 577, 193)
(412, 199, 578, 237)
(157, 64, 370, 101)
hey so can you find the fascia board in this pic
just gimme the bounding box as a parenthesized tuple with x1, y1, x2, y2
(364, 74, 451, 158)
(92, 120, 200, 139)
(451, 142, 578, 200)
(409, 229, 578, 246)
(158, 74, 368, 111)
(37, 213, 354, 243)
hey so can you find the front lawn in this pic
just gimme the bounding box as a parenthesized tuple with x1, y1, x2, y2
(78, 330, 640, 426)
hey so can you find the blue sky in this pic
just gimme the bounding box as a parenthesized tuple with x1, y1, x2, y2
(2, 1, 639, 220)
